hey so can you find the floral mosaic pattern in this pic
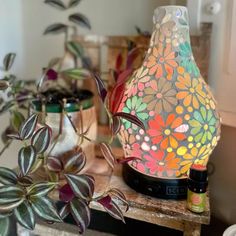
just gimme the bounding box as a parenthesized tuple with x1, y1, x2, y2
(117, 6, 221, 179)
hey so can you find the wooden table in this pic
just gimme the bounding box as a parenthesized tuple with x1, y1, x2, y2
(88, 158, 210, 236)
(26, 157, 210, 236)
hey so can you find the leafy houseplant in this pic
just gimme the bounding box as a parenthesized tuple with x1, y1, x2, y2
(0, 41, 146, 236)
(0, 113, 130, 235)
(0, 1, 148, 233)
(0, 53, 145, 234)
(0, 50, 144, 235)
(33, 0, 98, 167)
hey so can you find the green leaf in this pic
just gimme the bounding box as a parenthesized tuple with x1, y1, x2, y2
(99, 142, 116, 169)
(14, 201, 35, 230)
(65, 174, 94, 200)
(0, 167, 17, 185)
(0, 80, 9, 91)
(0, 199, 24, 214)
(0, 186, 24, 204)
(30, 196, 62, 222)
(0, 101, 15, 115)
(59, 204, 70, 220)
(0, 217, 9, 236)
(30, 158, 43, 174)
(70, 198, 91, 234)
(0, 186, 24, 213)
(44, 0, 66, 10)
(68, 0, 81, 8)
(28, 182, 57, 197)
(10, 110, 25, 132)
(44, 23, 67, 35)
(64, 150, 86, 174)
(66, 41, 84, 58)
(0, 211, 12, 219)
(61, 68, 89, 80)
(68, 13, 91, 29)
(31, 126, 51, 154)
(18, 145, 37, 176)
(19, 113, 38, 140)
(3, 53, 16, 71)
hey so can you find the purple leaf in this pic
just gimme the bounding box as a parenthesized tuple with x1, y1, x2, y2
(44, 0, 66, 10)
(44, 23, 67, 35)
(111, 116, 121, 135)
(99, 143, 116, 169)
(63, 150, 86, 174)
(65, 174, 95, 200)
(97, 197, 125, 223)
(107, 189, 129, 212)
(113, 112, 145, 130)
(69, 198, 91, 234)
(68, 13, 91, 30)
(47, 156, 63, 172)
(7, 133, 21, 140)
(93, 73, 107, 102)
(115, 53, 123, 72)
(108, 69, 132, 114)
(97, 195, 112, 208)
(59, 184, 75, 203)
(46, 69, 58, 81)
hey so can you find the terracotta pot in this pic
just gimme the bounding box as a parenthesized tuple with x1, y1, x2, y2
(32, 89, 97, 172)
(117, 6, 221, 199)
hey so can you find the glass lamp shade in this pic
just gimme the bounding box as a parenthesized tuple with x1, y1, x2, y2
(117, 6, 221, 199)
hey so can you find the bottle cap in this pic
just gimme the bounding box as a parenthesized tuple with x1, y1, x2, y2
(189, 164, 208, 182)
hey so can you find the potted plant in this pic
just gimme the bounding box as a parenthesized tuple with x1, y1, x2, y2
(0, 1, 147, 232)
(0, 112, 130, 235)
(32, 0, 99, 170)
(0, 51, 145, 235)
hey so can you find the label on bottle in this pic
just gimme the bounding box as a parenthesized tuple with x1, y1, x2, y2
(187, 189, 206, 213)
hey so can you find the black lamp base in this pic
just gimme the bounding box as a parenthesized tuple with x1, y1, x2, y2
(122, 163, 187, 200)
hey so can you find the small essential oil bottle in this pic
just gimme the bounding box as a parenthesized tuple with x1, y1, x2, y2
(187, 164, 208, 213)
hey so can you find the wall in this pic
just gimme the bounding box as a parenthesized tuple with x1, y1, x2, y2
(0, 0, 24, 76)
(2, 0, 186, 79)
(199, 0, 236, 225)
(210, 125, 236, 225)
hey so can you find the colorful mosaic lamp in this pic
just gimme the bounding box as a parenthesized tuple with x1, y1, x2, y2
(117, 6, 221, 199)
